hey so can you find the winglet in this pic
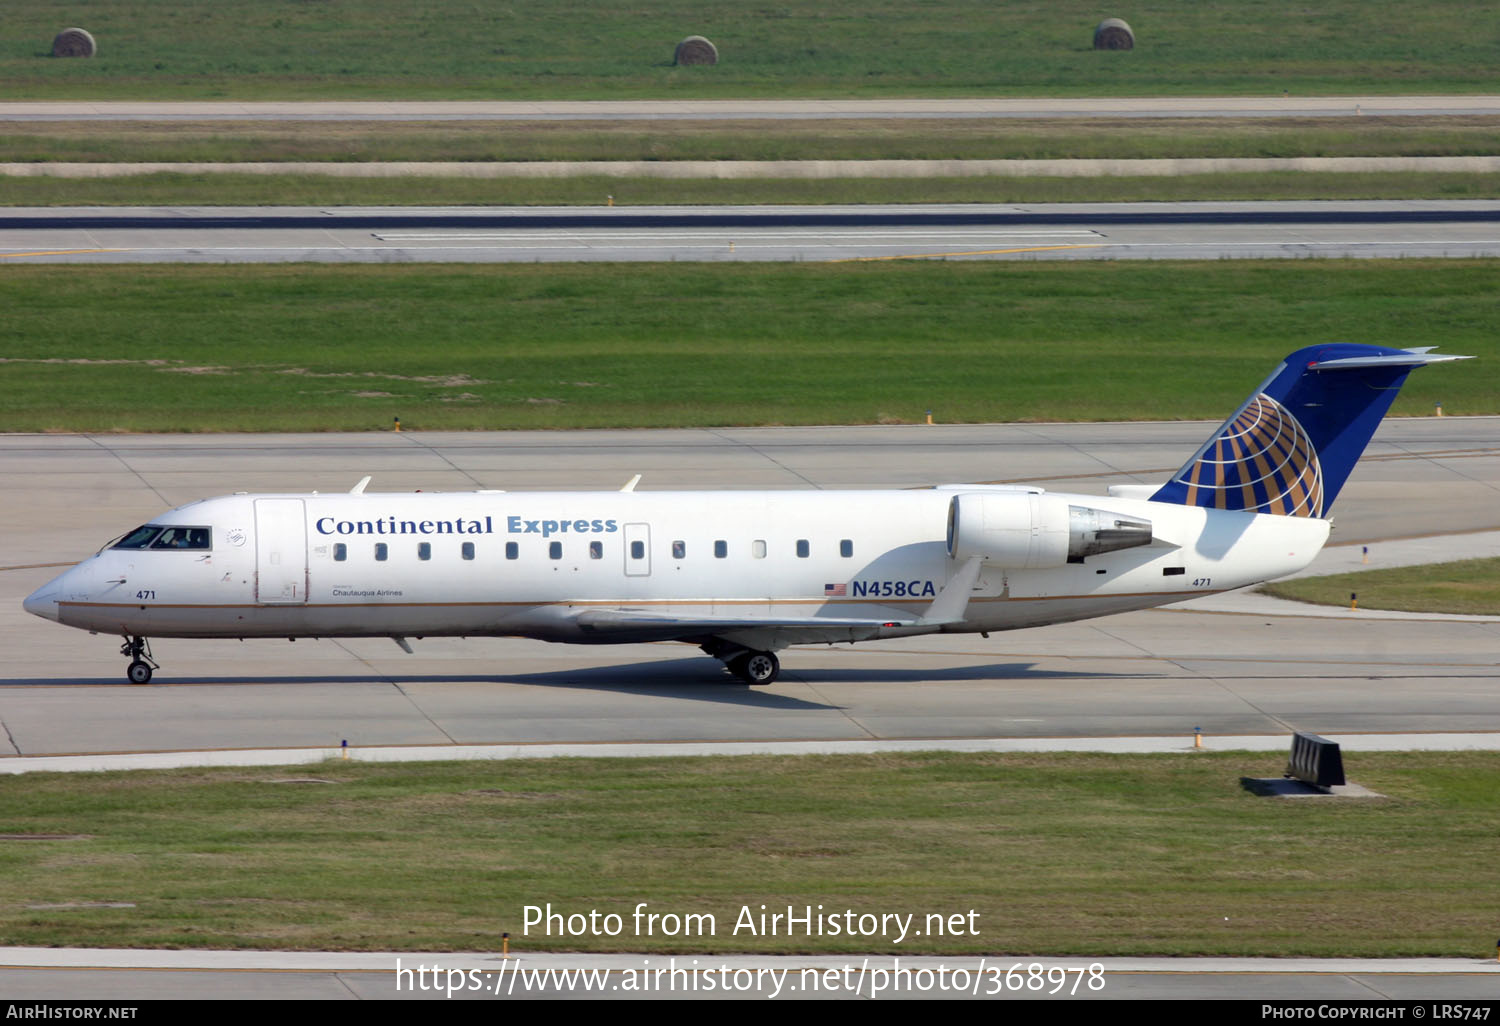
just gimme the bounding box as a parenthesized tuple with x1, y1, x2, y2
(919, 556, 984, 625)
(350, 476, 372, 495)
(620, 474, 641, 493)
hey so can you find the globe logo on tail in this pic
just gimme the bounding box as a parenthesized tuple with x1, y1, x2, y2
(1179, 394, 1323, 517)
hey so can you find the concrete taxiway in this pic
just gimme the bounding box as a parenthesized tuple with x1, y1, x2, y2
(2, 949, 1498, 1001)
(2, 420, 1498, 762)
(5, 202, 1500, 263)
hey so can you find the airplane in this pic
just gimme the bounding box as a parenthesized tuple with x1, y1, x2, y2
(23, 343, 1467, 687)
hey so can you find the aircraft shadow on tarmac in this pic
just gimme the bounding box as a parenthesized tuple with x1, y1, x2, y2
(0, 658, 1158, 709)
(782, 662, 1163, 684)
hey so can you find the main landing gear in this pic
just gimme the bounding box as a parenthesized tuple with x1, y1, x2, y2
(121, 635, 158, 684)
(702, 642, 781, 685)
(730, 651, 780, 686)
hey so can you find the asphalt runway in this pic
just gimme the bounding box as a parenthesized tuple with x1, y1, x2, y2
(5, 202, 1500, 263)
(3, 420, 1499, 759)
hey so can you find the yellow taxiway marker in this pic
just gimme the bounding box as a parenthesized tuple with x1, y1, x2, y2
(0, 248, 128, 259)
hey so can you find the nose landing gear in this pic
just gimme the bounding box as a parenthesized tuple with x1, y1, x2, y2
(120, 636, 157, 684)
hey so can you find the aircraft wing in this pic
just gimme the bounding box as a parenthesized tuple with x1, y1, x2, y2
(567, 558, 984, 649)
(571, 607, 915, 648)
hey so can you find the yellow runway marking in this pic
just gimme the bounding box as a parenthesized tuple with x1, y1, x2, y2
(0, 248, 127, 259)
(829, 244, 1104, 262)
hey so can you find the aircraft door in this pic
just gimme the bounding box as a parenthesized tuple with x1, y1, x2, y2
(254, 498, 308, 604)
(623, 522, 651, 577)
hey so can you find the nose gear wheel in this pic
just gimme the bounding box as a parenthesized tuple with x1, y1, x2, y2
(120, 636, 158, 684)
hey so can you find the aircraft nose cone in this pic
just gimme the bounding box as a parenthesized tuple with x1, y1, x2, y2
(22, 582, 60, 622)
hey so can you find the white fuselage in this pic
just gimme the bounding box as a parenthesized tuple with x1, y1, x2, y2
(27, 488, 1330, 647)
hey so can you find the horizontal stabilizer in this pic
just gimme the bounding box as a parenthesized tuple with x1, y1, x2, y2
(1107, 483, 1166, 500)
(1304, 348, 1472, 371)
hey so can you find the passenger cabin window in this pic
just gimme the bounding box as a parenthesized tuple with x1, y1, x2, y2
(672, 540, 686, 559)
(113, 525, 211, 550)
(714, 540, 727, 559)
(752, 540, 766, 559)
(462, 542, 475, 561)
(375, 543, 388, 561)
(333, 543, 347, 562)
(417, 542, 432, 561)
(590, 541, 603, 560)
(841, 539, 854, 558)
(506, 542, 519, 560)
(796, 539, 810, 558)
(631, 540, 646, 560)
(549, 541, 563, 560)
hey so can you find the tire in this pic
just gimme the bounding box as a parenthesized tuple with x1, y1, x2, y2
(740, 651, 780, 686)
(127, 660, 152, 684)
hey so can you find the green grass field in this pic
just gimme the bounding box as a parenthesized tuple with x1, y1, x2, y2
(1262, 558, 1500, 615)
(1, 751, 1496, 955)
(4, 171, 1498, 208)
(5, 113, 1498, 206)
(3, 171, 1495, 208)
(4, 1, 1499, 99)
(0, 261, 1493, 433)
(6, 117, 1500, 164)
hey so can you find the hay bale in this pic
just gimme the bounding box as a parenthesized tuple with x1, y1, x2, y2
(52, 27, 97, 58)
(1093, 18, 1134, 50)
(674, 35, 718, 66)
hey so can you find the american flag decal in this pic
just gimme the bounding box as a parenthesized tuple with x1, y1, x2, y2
(824, 583, 847, 596)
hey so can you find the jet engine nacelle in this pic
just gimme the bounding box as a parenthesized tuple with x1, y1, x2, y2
(945, 492, 1153, 569)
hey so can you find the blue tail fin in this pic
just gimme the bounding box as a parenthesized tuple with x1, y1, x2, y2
(1150, 344, 1470, 517)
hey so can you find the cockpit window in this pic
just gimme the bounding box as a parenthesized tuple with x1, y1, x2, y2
(151, 527, 211, 550)
(112, 525, 163, 549)
(113, 525, 211, 550)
